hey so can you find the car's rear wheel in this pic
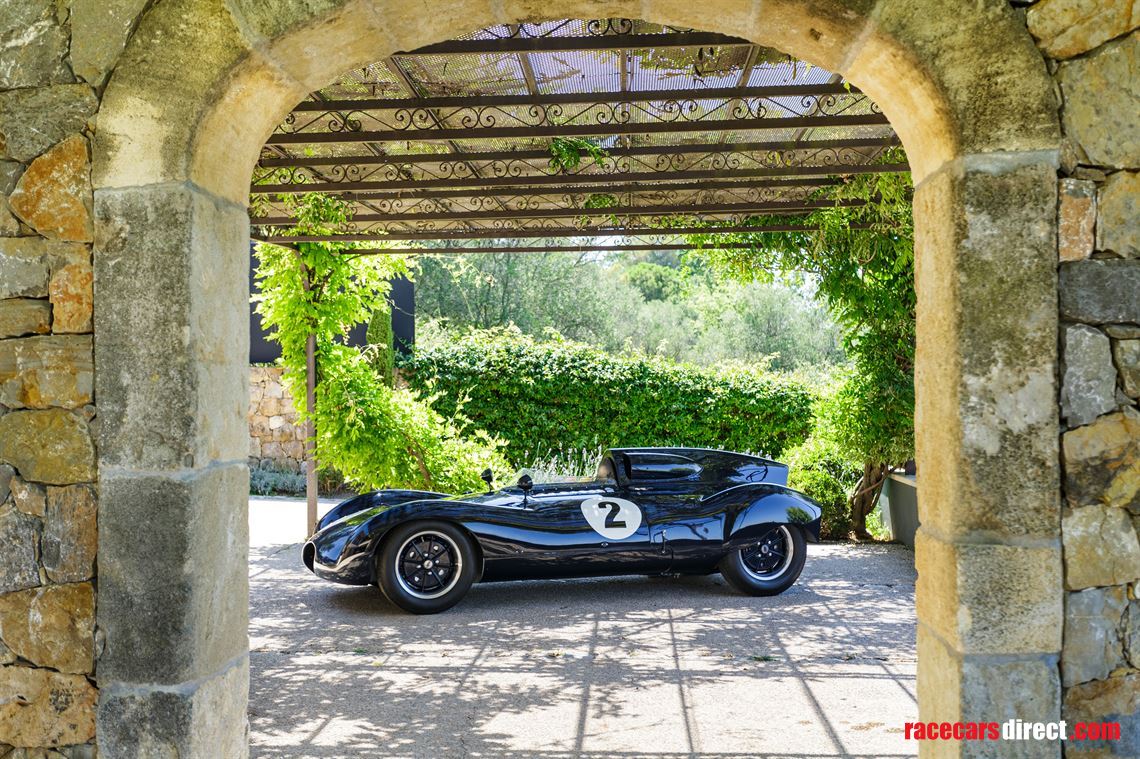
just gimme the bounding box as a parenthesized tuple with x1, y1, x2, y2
(377, 521, 477, 614)
(718, 525, 806, 596)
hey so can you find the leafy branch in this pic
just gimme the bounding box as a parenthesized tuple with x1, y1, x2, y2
(548, 137, 608, 174)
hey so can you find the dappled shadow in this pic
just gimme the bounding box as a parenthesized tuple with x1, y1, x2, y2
(249, 542, 916, 758)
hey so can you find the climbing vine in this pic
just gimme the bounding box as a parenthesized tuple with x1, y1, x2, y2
(548, 137, 608, 173)
(253, 193, 508, 493)
(686, 149, 915, 537)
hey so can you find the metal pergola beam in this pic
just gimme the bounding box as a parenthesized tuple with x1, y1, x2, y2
(401, 31, 750, 55)
(256, 137, 901, 168)
(251, 162, 905, 194)
(253, 198, 863, 225)
(264, 113, 890, 146)
(273, 177, 837, 203)
(253, 222, 870, 243)
(340, 242, 805, 255)
(288, 82, 861, 112)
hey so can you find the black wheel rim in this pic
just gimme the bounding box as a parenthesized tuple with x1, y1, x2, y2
(394, 531, 462, 600)
(740, 526, 794, 580)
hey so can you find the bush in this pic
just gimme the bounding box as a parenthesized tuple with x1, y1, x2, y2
(317, 344, 510, 494)
(249, 465, 306, 496)
(784, 434, 861, 540)
(400, 328, 814, 467)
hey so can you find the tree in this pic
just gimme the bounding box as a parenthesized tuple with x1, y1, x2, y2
(254, 194, 507, 508)
(687, 152, 915, 537)
(413, 249, 844, 371)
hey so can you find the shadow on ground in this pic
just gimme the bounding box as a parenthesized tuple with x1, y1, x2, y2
(249, 533, 917, 759)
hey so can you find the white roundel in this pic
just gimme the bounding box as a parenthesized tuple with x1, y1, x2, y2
(580, 495, 642, 540)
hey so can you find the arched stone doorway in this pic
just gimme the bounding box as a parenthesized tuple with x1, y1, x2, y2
(83, 0, 1064, 754)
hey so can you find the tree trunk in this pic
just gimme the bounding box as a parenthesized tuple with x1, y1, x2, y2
(297, 257, 318, 538)
(849, 461, 888, 540)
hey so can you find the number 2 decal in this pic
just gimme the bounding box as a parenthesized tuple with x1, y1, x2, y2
(580, 495, 641, 540)
(600, 500, 626, 529)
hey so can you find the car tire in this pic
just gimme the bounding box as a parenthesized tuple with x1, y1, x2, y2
(718, 524, 807, 596)
(376, 521, 478, 614)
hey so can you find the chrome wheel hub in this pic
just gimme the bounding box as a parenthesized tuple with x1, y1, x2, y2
(395, 531, 462, 600)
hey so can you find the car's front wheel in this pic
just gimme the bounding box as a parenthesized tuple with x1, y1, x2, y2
(718, 524, 806, 596)
(376, 521, 477, 614)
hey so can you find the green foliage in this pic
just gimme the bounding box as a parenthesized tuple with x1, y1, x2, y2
(548, 137, 607, 173)
(785, 434, 860, 540)
(828, 351, 914, 467)
(582, 193, 619, 209)
(253, 193, 507, 494)
(687, 152, 915, 468)
(412, 251, 844, 371)
(581, 192, 620, 225)
(315, 344, 509, 493)
(782, 388, 863, 539)
(366, 305, 396, 388)
(252, 193, 404, 372)
(250, 465, 307, 496)
(401, 328, 815, 467)
(623, 261, 685, 301)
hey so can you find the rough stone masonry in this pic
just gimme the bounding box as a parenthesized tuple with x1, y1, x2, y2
(0, 0, 1136, 757)
(1031, 1, 1140, 746)
(0, 2, 99, 753)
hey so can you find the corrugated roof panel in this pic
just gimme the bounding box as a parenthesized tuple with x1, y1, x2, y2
(747, 60, 836, 87)
(528, 50, 622, 94)
(397, 53, 529, 97)
(627, 45, 751, 91)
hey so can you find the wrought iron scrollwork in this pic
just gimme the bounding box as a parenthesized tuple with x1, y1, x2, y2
(271, 92, 874, 136)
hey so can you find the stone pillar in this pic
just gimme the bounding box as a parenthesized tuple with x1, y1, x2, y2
(93, 182, 251, 756)
(913, 153, 1063, 757)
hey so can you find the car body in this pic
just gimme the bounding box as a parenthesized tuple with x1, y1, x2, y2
(304, 447, 822, 613)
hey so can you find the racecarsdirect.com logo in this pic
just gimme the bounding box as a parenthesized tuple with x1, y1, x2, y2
(905, 720, 1122, 743)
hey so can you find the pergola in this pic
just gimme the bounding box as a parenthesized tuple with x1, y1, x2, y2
(250, 18, 907, 253)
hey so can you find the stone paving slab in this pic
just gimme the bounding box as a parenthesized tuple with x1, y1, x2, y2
(249, 497, 918, 758)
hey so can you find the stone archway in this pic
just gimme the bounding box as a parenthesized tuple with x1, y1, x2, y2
(86, 0, 1064, 754)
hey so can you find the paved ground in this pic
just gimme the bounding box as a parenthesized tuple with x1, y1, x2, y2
(249, 497, 918, 758)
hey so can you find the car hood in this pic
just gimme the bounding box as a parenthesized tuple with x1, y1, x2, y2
(316, 480, 613, 534)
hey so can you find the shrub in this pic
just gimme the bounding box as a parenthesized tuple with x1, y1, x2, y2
(317, 344, 510, 494)
(784, 434, 861, 540)
(400, 328, 814, 467)
(249, 465, 306, 496)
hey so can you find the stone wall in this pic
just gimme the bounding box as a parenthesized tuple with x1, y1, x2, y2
(1029, 8, 1140, 746)
(0, 1, 99, 748)
(248, 366, 306, 472)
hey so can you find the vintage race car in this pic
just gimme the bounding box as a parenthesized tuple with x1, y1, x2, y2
(303, 447, 822, 614)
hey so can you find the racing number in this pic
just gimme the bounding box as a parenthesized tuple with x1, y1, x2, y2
(598, 500, 626, 529)
(580, 495, 642, 540)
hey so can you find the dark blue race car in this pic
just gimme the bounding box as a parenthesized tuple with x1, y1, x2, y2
(304, 447, 822, 613)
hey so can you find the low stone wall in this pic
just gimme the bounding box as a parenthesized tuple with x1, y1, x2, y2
(249, 366, 306, 472)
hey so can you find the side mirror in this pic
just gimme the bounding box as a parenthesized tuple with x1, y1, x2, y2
(517, 474, 533, 494)
(480, 468, 494, 492)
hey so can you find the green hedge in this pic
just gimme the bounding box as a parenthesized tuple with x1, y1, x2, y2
(400, 331, 814, 467)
